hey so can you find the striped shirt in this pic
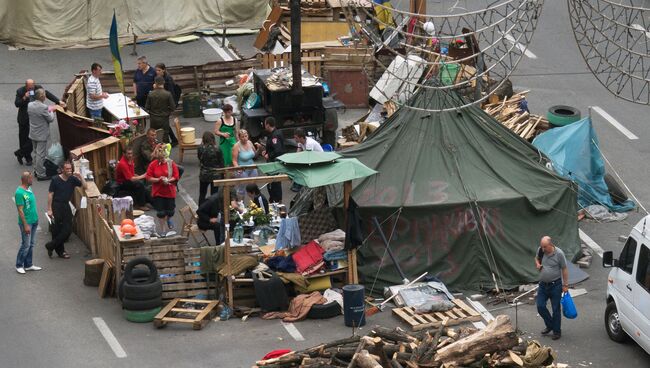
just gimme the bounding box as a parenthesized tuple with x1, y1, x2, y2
(86, 75, 104, 110)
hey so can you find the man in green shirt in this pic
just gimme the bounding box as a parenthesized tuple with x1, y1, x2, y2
(15, 171, 42, 274)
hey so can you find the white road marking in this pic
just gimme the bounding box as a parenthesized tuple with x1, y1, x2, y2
(222, 37, 241, 60)
(92, 317, 127, 358)
(579, 229, 604, 258)
(281, 321, 305, 341)
(203, 36, 233, 61)
(465, 298, 495, 322)
(591, 106, 639, 140)
(177, 182, 198, 211)
(502, 32, 537, 59)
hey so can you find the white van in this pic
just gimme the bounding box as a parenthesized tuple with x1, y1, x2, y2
(603, 215, 650, 355)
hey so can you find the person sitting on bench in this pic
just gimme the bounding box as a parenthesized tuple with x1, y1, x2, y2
(115, 147, 151, 211)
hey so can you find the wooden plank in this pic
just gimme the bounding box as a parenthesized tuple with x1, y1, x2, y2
(160, 317, 196, 324)
(192, 300, 219, 330)
(98, 261, 113, 298)
(171, 308, 202, 313)
(162, 282, 208, 291)
(392, 308, 419, 328)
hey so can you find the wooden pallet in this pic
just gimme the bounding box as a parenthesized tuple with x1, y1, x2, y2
(153, 298, 219, 330)
(392, 299, 483, 331)
(122, 238, 209, 300)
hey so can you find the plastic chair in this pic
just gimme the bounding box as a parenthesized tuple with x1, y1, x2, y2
(321, 143, 334, 152)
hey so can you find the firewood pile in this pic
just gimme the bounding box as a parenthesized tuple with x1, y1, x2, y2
(483, 91, 551, 142)
(253, 315, 561, 368)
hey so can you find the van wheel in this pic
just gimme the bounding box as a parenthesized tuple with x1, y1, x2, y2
(605, 302, 628, 342)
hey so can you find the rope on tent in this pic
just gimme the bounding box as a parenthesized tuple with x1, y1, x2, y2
(448, 143, 505, 294)
(592, 138, 649, 215)
(367, 207, 404, 297)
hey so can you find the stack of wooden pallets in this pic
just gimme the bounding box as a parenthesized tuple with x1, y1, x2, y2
(482, 91, 551, 141)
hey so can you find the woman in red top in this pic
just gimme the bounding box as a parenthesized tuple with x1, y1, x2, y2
(115, 147, 150, 211)
(146, 145, 179, 235)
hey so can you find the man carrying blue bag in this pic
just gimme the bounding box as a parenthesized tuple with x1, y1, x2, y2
(535, 236, 569, 340)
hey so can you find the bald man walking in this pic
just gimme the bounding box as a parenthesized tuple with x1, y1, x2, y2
(14, 79, 65, 166)
(535, 236, 569, 340)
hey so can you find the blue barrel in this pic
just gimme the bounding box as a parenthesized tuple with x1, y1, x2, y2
(343, 284, 366, 327)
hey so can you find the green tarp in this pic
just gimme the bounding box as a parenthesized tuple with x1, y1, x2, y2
(258, 155, 377, 188)
(341, 86, 580, 292)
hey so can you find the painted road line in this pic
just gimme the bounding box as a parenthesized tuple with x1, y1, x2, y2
(203, 36, 233, 61)
(465, 298, 495, 322)
(591, 106, 639, 140)
(502, 32, 537, 59)
(579, 229, 604, 258)
(281, 321, 305, 341)
(222, 37, 241, 60)
(177, 182, 198, 212)
(92, 317, 127, 358)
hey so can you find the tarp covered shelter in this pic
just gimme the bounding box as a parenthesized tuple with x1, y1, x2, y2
(0, 0, 269, 49)
(341, 86, 581, 291)
(532, 117, 635, 212)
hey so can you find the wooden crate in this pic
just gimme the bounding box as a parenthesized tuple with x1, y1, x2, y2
(392, 299, 483, 331)
(258, 50, 323, 77)
(62, 75, 88, 117)
(69, 136, 121, 189)
(122, 238, 210, 301)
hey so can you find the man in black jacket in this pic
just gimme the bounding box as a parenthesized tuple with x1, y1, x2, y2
(14, 79, 65, 165)
(260, 117, 285, 203)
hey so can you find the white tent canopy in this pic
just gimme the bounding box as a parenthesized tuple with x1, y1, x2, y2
(0, 0, 269, 49)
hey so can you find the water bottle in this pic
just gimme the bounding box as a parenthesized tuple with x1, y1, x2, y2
(233, 223, 244, 243)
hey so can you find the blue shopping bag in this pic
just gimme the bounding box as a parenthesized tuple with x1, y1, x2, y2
(561, 291, 578, 319)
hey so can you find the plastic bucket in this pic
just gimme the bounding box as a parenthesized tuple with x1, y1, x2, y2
(203, 108, 223, 122)
(182, 93, 202, 118)
(180, 127, 196, 144)
(343, 284, 366, 327)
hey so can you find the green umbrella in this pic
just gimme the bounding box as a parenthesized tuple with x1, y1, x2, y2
(258, 158, 377, 188)
(276, 151, 341, 165)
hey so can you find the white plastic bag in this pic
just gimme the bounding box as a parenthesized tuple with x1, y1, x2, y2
(47, 143, 64, 166)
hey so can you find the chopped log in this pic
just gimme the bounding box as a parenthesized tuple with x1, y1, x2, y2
(420, 322, 447, 364)
(390, 359, 404, 368)
(356, 350, 381, 368)
(369, 327, 417, 344)
(433, 315, 518, 367)
(374, 338, 392, 368)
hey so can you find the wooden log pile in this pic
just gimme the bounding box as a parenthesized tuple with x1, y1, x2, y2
(253, 315, 557, 368)
(482, 91, 551, 142)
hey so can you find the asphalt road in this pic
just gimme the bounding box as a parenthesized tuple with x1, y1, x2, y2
(0, 2, 649, 367)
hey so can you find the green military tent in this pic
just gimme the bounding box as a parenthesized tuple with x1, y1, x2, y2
(341, 86, 580, 292)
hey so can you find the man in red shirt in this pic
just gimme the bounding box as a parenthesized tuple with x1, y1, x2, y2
(115, 147, 150, 211)
(146, 145, 179, 235)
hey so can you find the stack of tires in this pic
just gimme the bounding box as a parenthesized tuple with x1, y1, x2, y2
(120, 257, 163, 323)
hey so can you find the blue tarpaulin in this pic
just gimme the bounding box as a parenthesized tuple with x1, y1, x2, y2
(532, 117, 634, 212)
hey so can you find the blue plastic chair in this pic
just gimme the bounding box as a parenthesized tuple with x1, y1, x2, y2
(321, 143, 334, 152)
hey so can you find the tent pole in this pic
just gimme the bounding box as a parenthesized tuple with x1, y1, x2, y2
(223, 176, 234, 308)
(344, 180, 358, 284)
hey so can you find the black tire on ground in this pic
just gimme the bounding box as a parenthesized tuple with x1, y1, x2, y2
(122, 279, 162, 301)
(124, 257, 158, 284)
(122, 296, 163, 311)
(307, 301, 342, 319)
(118, 268, 153, 301)
(604, 173, 628, 205)
(605, 301, 628, 343)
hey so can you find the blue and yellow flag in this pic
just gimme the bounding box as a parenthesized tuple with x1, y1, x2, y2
(109, 11, 125, 93)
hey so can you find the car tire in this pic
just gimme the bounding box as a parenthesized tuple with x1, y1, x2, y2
(547, 105, 581, 127)
(122, 296, 163, 311)
(118, 272, 153, 301)
(124, 257, 158, 284)
(307, 301, 342, 319)
(123, 307, 162, 323)
(605, 301, 628, 343)
(122, 279, 163, 301)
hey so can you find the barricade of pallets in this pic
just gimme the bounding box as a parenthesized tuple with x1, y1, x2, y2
(392, 299, 482, 331)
